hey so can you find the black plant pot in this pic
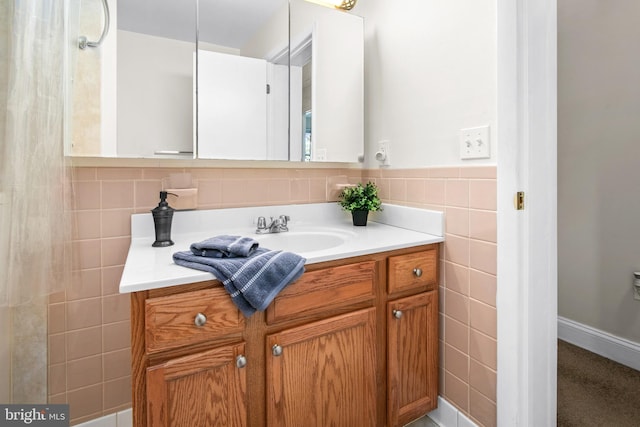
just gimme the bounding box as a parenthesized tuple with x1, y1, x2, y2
(351, 210, 369, 226)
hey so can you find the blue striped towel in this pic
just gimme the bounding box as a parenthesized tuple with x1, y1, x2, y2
(190, 235, 259, 258)
(173, 248, 306, 316)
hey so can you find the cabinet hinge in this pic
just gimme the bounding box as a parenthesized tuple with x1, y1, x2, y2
(515, 191, 525, 210)
(266, 84, 271, 94)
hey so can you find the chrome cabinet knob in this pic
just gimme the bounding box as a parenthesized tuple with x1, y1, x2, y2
(194, 312, 207, 327)
(413, 268, 423, 277)
(393, 309, 403, 319)
(272, 344, 283, 357)
(236, 355, 247, 369)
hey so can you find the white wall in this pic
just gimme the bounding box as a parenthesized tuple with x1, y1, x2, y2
(241, 1, 289, 60)
(117, 31, 195, 157)
(356, 0, 497, 168)
(558, 0, 640, 344)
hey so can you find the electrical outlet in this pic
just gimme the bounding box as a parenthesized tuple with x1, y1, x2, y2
(460, 126, 490, 160)
(315, 148, 327, 161)
(376, 140, 391, 167)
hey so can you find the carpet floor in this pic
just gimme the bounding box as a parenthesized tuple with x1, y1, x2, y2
(557, 339, 640, 426)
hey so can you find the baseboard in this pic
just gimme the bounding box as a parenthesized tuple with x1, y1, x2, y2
(75, 408, 131, 427)
(428, 396, 478, 427)
(558, 316, 640, 371)
(81, 399, 480, 427)
(81, 404, 465, 427)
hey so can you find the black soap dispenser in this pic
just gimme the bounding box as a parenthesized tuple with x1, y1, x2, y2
(151, 191, 175, 247)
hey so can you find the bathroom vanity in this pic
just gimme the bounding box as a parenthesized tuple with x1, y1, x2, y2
(120, 203, 444, 427)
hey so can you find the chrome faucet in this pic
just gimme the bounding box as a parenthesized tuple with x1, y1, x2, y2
(256, 215, 290, 234)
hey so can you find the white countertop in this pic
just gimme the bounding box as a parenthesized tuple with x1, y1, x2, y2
(119, 203, 444, 293)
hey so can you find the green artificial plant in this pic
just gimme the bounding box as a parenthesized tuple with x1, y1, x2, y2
(338, 181, 382, 212)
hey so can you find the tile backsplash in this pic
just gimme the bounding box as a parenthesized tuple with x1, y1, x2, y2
(49, 165, 496, 427)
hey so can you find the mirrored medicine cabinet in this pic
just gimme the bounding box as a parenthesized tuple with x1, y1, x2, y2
(70, 0, 364, 163)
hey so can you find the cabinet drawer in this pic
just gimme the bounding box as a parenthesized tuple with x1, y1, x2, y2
(266, 260, 376, 324)
(387, 248, 437, 295)
(145, 287, 244, 354)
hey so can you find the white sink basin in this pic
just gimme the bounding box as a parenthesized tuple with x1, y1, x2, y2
(255, 230, 356, 254)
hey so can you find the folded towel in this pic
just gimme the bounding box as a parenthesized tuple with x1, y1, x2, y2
(190, 235, 259, 258)
(173, 248, 306, 316)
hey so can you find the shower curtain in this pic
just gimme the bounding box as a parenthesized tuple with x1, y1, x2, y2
(0, 0, 72, 307)
(0, 0, 74, 404)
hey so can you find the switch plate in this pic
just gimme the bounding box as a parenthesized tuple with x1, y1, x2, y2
(460, 125, 490, 160)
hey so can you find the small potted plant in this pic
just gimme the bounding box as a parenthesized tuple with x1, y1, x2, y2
(338, 181, 382, 226)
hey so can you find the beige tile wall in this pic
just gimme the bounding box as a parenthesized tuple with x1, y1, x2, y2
(363, 166, 497, 427)
(49, 165, 496, 426)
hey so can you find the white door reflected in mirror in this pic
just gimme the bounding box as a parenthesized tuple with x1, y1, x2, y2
(289, 0, 364, 162)
(197, 51, 269, 160)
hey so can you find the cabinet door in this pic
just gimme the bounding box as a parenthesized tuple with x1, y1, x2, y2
(146, 343, 247, 427)
(266, 308, 376, 427)
(387, 291, 438, 427)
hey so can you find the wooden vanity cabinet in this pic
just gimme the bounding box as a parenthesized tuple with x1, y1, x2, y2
(130, 244, 439, 427)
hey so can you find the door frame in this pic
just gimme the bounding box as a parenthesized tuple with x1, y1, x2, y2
(497, 0, 557, 425)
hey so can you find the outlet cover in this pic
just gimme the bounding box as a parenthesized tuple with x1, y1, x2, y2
(377, 140, 391, 167)
(315, 148, 327, 161)
(460, 125, 490, 160)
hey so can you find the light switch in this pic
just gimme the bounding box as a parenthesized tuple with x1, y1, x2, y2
(460, 125, 490, 160)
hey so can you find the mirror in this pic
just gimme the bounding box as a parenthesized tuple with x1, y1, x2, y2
(100, 0, 363, 161)
(288, 0, 364, 162)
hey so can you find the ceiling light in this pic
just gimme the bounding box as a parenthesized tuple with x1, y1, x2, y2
(305, 0, 358, 11)
(335, 0, 357, 10)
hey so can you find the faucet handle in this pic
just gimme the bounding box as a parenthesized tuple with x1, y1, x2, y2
(257, 216, 267, 229)
(279, 215, 290, 226)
